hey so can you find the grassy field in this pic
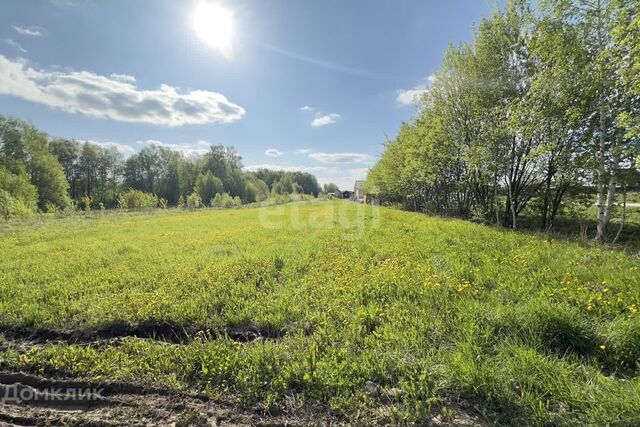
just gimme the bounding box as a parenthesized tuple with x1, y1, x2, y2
(1, 201, 639, 425)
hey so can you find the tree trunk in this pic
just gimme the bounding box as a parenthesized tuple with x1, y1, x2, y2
(595, 102, 608, 241)
(541, 161, 553, 229)
(494, 172, 500, 226)
(612, 183, 626, 245)
(508, 180, 517, 230)
(602, 138, 621, 233)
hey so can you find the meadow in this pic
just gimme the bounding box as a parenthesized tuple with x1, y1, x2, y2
(1, 200, 639, 425)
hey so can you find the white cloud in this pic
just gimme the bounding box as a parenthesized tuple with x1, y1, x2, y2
(295, 148, 312, 155)
(308, 152, 372, 164)
(311, 113, 340, 127)
(0, 55, 246, 126)
(85, 140, 136, 157)
(5, 39, 27, 53)
(50, 0, 78, 6)
(265, 148, 283, 157)
(395, 74, 436, 106)
(13, 25, 45, 37)
(244, 164, 338, 174)
(300, 105, 313, 112)
(109, 73, 136, 83)
(137, 139, 212, 157)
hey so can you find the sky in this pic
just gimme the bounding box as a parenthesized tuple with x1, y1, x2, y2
(0, 0, 500, 190)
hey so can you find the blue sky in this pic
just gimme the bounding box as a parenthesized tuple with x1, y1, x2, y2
(0, 0, 499, 190)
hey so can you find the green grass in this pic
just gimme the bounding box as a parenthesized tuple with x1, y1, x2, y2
(1, 201, 639, 424)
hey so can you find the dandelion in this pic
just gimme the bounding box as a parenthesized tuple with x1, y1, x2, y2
(599, 345, 606, 351)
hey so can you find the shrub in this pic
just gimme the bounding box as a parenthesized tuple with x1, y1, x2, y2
(45, 202, 59, 214)
(80, 194, 92, 212)
(221, 193, 235, 208)
(118, 189, 159, 210)
(211, 192, 239, 208)
(210, 193, 223, 208)
(0, 189, 35, 220)
(186, 192, 202, 209)
(0, 166, 38, 219)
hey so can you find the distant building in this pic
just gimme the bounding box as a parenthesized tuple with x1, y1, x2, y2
(342, 190, 354, 199)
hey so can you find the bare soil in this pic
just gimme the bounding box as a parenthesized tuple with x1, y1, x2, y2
(0, 371, 333, 426)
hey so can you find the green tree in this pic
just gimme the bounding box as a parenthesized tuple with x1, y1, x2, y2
(194, 171, 224, 206)
(0, 165, 38, 219)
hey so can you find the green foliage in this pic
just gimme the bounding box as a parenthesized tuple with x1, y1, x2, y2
(45, 202, 59, 214)
(0, 189, 34, 220)
(0, 165, 37, 219)
(244, 182, 257, 203)
(1, 115, 322, 213)
(0, 116, 70, 210)
(186, 192, 202, 209)
(601, 315, 640, 370)
(117, 189, 159, 210)
(194, 171, 223, 206)
(367, 0, 640, 238)
(210, 192, 240, 208)
(254, 169, 321, 196)
(80, 194, 92, 212)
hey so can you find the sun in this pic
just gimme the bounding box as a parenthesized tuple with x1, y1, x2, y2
(193, 0, 233, 58)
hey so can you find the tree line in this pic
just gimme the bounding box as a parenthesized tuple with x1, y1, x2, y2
(0, 115, 325, 218)
(366, 0, 639, 241)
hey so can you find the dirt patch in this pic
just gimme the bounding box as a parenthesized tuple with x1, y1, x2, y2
(0, 321, 285, 346)
(0, 370, 336, 426)
(436, 390, 487, 426)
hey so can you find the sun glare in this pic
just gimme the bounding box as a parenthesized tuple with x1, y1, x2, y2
(193, 0, 233, 58)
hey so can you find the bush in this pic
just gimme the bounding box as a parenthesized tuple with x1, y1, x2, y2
(186, 193, 202, 209)
(211, 192, 239, 208)
(0, 189, 35, 220)
(210, 193, 223, 208)
(118, 189, 159, 210)
(221, 193, 235, 208)
(80, 194, 92, 212)
(45, 202, 59, 213)
(0, 166, 38, 219)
